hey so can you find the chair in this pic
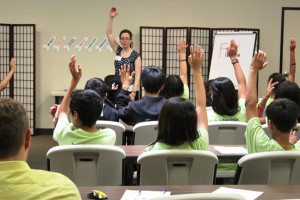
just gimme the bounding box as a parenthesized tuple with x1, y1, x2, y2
(208, 121, 247, 179)
(208, 121, 247, 145)
(151, 193, 245, 200)
(96, 120, 125, 145)
(235, 151, 300, 184)
(46, 145, 126, 186)
(133, 121, 158, 145)
(137, 150, 218, 185)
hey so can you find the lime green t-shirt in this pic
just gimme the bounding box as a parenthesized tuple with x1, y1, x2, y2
(143, 128, 209, 152)
(207, 98, 246, 122)
(245, 117, 298, 153)
(265, 97, 274, 108)
(53, 118, 116, 145)
(181, 84, 190, 100)
(0, 161, 81, 200)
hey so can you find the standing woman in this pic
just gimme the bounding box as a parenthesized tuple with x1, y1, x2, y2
(106, 7, 142, 101)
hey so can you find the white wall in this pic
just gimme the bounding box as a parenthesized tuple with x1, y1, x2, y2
(0, 0, 300, 129)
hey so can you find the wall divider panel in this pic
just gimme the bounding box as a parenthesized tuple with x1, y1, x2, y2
(0, 24, 36, 134)
(140, 27, 259, 104)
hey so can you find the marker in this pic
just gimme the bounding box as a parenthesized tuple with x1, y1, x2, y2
(53, 36, 66, 51)
(96, 37, 108, 52)
(64, 37, 77, 51)
(75, 37, 88, 52)
(85, 37, 98, 52)
(43, 36, 56, 51)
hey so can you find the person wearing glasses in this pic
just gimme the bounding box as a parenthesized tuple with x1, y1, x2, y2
(106, 7, 142, 101)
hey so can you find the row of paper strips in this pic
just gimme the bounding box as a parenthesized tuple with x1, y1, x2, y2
(42, 36, 119, 52)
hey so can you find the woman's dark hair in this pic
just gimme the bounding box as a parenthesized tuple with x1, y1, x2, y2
(268, 72, 286, 91)
(160, 75, 183, 99)
(209, 77, 239, 116)
(153, 97, 199, 147)
(119, 29, 133, 48)
(275, 81, 300, 121)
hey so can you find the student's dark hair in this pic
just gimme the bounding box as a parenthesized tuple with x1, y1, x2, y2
(209, 77, 239, 116)
(141, 66, 166, 93)
(84, 77, 108, 98)
(266, 98, 299, 132)
(268, 72, 286, 91)
(160, 75, 183, 99)
(70, 89, 103, 127)
(119, 29, 133, 48)
(275, 81, 300, 106)
(205, 79, 213, 96)
(153, 97, 199, 147)
(104, 74, 122, 91)
(0, 98, 28, 159)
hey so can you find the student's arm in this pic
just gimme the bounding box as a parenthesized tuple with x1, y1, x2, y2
(0, 58, 15, 91)
(106, 7, 119, 53)
(188, 44, 207, 131)
(57, 55, 82, 120)
(130, 56, 142, 101)
(227, 40, 247, 99)
(288, 37, 296, 82)
(177, 39, 188, 85)
(246, 51, 268, 122)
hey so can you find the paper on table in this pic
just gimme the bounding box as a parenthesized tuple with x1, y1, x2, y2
(214, 146, 248, 154)
(121, 190, 171, 200)
(213, 187, 263, 200)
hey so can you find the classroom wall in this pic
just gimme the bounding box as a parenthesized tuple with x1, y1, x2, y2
(0, 0, 299, 129)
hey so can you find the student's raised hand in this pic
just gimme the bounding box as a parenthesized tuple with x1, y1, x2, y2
(264, 78, 278, 98)
(177, 39, 187, 54)
(289, 129, 299, 144)
(227, 40, 238, 59)
(10, 58, 15, 71)
(49, 104, 58, 117)
(119, 64, 134, 91)
(188, 44, 204, 70)
(111, 82, 119, 90)
(68, 55, 82, 82)
(250, 50, 268, 71)
(109, 7, 118, 18)
(290, 37, 296, 52)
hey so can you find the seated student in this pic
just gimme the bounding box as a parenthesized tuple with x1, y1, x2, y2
(0, 58, 15, 92)
(144, 44, 208, 151)
(160, 39, 189, 99)
(0, 98, 81, 199)
(52, 55, 116, 145)
(257, 37, 296, 121)
(104, 74, 122, 104)
(84, 77, 119, 122)
(205, 79, 213, 107)
(245, 50, 299, 153)
(207, 40, 247, 122)
(116, 64, 166, 126)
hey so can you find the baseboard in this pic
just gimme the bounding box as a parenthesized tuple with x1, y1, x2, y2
(34, 128, 54, 135)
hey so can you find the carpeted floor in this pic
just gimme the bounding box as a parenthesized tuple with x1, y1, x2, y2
(27, 134, 58, 170)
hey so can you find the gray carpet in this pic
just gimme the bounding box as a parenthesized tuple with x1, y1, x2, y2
(27, 134, 58, 170)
